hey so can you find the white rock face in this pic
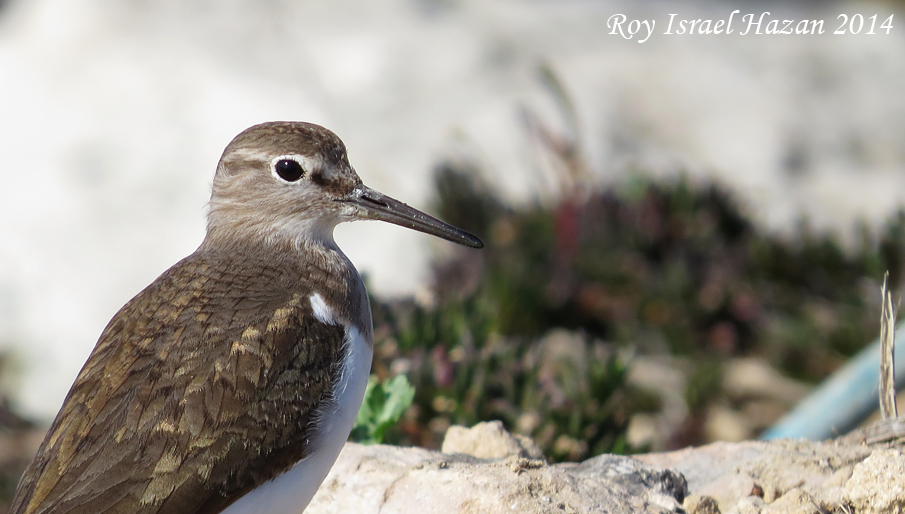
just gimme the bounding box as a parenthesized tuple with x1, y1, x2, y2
(442, 420, 545, 460)
(304, 426, 905, 514)
(307, 443, 687, 514)
(844, 449, 905, 514)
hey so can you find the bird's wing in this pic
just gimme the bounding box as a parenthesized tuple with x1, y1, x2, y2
(10, 255, 348, 514)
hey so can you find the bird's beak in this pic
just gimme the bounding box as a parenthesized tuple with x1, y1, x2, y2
(339, 185, 484, 248)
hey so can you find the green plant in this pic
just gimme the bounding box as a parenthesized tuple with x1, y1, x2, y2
(368, 160, 904, 453)
(350, 374, 416, 445)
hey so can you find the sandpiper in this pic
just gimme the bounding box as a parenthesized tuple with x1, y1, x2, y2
(11, 121, 483, 514)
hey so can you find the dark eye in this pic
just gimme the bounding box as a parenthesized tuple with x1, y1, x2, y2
(274, 159, 305, 182)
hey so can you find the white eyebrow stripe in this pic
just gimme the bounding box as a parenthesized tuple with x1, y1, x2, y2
(309, 293, 335, 325)
(227, 148, 273, 162)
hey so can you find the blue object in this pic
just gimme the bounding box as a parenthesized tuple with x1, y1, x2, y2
(761, 324, 905, 440)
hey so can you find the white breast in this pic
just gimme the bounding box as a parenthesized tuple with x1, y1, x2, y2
(220, 296, 373, 514)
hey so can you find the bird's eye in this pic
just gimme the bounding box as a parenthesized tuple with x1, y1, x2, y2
(274, 159, 305, 182)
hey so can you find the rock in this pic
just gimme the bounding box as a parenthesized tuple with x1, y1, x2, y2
(692, 472, 758, 512)
(723, 358, 811, 406)
(441, 420, 545, 460)
(844, 448, 905, 513)
(634, 439, 872, 496)
(761, 489, 819, 514)
(759, 482, 779, 503)
(625, 356, 691, 452)
(683, 494, 721, 514)
(726, 496, 764, 514)
(307, 443, 687, 514)
(628, 437, 905, 512)
(298, 423, 905, 514)
(703, 405, 751, 442)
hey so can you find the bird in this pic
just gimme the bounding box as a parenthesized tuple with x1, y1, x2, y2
(10, 121, 483, 514)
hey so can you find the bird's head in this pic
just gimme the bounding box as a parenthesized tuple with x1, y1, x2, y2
(205, 121, 483, 251)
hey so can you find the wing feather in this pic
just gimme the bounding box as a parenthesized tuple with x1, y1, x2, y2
(11, 253, 347, 514)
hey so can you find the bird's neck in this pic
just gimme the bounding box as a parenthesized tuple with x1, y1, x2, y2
(197, 227, 373, 339)
(206, 209, 341, 250)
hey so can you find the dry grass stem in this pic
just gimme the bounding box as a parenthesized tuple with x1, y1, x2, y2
(879, 271, 897, 419)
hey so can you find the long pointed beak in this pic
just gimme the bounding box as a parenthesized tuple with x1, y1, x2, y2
(339, 185, 483, 248)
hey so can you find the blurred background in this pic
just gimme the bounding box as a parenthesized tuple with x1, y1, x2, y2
(1, 0, 904, 507)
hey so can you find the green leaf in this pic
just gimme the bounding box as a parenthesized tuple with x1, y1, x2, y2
(350, 374, 415, 445)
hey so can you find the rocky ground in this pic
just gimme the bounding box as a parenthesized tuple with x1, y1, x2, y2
(305, 421, 904, 514)
(1, 419, 903, 513)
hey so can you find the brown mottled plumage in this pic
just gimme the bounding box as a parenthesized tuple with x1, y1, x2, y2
(11, 122, 482, 514)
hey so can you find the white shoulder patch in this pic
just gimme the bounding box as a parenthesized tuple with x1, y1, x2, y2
(309, 293, 334, 325)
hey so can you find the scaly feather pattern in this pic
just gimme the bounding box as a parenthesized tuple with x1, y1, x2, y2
(12, 242, 357, 514)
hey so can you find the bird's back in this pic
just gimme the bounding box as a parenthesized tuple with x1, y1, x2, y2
(11, 243, 358, 514)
